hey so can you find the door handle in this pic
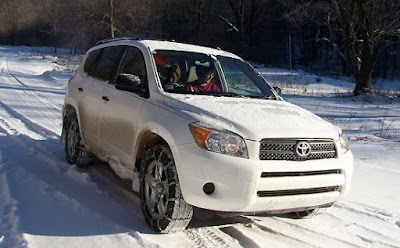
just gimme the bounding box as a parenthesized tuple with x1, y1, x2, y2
(102, 96, 109, 102)
(78, 87, 83, 92)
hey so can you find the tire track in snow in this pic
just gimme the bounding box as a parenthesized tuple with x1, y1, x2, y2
(0, 134, 153, 247)
(0, 59, 62, 136)
(0, 101, 46, 140)
(0, 92, 162, 247)
(0, 58, 59, 138)
(322, 204, 400, 247)
(220, 226, 261, 248)
(245, 215, 358, 248)
(0, 174, 28, 248)
(0, 153, 28, 248)
(183, 227, 241, 248)
(243, 219, 320, 248)
(241, 203, 400, 248)
(186, 216, 317, 248)
(3, 58, 63, 111)
(335, 202, 396, 224)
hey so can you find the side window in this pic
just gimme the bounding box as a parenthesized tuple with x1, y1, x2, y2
(91, 46, 125, 83)
(116, 46, 149, 97)
(84, 49, 102, 76)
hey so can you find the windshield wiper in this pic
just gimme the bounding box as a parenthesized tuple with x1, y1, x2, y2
(261, 95, 278, 100)
(214, 93, 278, 100)
(213, 92, 249, 98)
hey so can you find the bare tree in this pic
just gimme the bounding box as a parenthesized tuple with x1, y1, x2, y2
(281, 0, 400, 95)
(0, 0, 32, 45)
(98, 0, 119, 38)
(325, 1, 398, 95)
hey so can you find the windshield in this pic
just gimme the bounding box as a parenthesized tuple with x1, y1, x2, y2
(152, 50, 276, 99)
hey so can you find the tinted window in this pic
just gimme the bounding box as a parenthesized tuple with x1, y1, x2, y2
(91, 46, 125, 82)
(116, 46, 149, 97)
(84, 49, 102, 75)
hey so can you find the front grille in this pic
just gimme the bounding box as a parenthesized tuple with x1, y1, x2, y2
(260, 139, 336, 161)
(257, 186, 339, 197)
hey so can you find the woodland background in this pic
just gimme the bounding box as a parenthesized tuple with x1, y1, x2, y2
(1, 0, 400, 94)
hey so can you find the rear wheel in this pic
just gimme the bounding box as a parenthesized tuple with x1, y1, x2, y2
(140, 144, 193, 233)
(65, 113, 92, 168)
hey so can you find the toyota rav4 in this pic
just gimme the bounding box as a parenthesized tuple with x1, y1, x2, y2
(61, 37, 353, 233)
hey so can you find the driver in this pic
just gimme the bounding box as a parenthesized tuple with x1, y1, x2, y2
(185, 69, 220, 92)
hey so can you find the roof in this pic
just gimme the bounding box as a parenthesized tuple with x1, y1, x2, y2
(139, 40, 241, 60)
(90, 37, 242, 60)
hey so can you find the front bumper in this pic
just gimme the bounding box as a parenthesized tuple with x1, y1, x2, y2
(172, 141, 353, 213)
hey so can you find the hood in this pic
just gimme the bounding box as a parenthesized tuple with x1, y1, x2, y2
(164, 94, 339, 141)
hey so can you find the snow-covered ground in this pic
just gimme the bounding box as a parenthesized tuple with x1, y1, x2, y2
(0, 46, 399, 248)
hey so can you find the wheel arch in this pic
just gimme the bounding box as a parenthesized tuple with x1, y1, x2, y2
(134, 130, 168, 170)
(133, 114, 192, 168)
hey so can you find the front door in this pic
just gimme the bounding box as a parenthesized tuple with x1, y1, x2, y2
(98, 46, 149, 173)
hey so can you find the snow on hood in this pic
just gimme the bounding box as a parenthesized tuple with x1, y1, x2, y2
(164, 94, 339, 141)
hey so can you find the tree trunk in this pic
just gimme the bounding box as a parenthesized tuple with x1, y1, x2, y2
(354, 70, 372, 95)
(353, 0, 374, 95)
(353, 45, 374, 95)
(110, 0, 116, 38)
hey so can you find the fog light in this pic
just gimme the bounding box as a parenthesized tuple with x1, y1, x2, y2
(203, 182, 215, 195)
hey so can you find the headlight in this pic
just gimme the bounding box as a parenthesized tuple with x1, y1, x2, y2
(339, 130, 350, 153)
(189, 122, 248, 158)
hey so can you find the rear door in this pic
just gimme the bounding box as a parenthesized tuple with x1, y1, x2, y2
(75, 48, 103, 151)
(79, 46, 125, 153)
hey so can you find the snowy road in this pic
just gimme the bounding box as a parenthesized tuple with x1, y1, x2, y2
(0, 46, 399, 248)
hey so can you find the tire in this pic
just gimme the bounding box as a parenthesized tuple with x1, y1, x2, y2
(64, 113, 92, 168)
(140, 144, 193, 233)
(291, 208, 325, 219)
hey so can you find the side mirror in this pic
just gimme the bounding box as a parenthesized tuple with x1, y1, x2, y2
(115, 73, 144, 95)
(273, 86, 282, 96)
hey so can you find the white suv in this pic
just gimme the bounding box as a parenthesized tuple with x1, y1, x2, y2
(62, 37, 353, 233)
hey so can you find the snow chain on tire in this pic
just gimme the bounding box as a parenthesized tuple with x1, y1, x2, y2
(140, 144, 193, 233)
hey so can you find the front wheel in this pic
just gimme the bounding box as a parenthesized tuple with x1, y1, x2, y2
(140, 144, 193, 233)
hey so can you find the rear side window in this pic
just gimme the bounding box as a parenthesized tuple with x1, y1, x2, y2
(88, 46, 125, 83)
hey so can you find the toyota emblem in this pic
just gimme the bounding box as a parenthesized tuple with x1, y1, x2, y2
(295, 141, 311, 158)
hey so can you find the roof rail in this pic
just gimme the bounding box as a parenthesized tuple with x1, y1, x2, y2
(95, 36, 141, 46)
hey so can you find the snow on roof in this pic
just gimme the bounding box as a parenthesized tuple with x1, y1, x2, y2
(139, 39, 241, 59)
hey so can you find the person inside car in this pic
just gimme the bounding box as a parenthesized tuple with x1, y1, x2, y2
(185, 69, 220, 93)
(163, 64, 185, 91)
